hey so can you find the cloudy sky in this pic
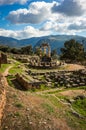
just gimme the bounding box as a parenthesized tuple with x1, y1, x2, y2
(0, 0, 86, 39)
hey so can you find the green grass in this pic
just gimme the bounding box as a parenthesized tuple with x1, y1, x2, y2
(66, 111, 86, 130)
(15, 102, 24, 108)
(7, 75, 15, 88)
(14, 112, 21, 117)
(9, 61, 23, 75)
(72, 98, 86, 117)
(46, 89, 63, 94)
(41, 94, 63, 108)
(40, 84, 49, 91)
(0, 64, 10, 73)
(46, 86, 86, 95)
(29, 84, 50, 92)
(41, 103, 54, 114)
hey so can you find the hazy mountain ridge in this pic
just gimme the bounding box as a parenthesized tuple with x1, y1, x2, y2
(0, 35, 86, 53)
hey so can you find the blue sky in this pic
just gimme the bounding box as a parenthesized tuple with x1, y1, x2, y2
(0, 0, 86, 39)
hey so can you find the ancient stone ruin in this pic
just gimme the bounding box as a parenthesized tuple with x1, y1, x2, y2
(0, 52, 7, 67)
(16, 73, 46, 90)
(30, 43, 60, 68)
(44, 69, 86, 88)
(15, 68, 86, 90)
(0, 74, 6, 127)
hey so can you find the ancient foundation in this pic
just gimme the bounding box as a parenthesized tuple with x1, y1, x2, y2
(16, 73, 46, 90)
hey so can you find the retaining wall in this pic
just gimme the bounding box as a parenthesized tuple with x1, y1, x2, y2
(0, 74, 6, 127)
(16, 73, 45, 90)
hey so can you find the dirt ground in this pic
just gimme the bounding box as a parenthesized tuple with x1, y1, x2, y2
(65, 64, 85, 71)
(1, 84, 71, 130)
(60, 89, 86, 98)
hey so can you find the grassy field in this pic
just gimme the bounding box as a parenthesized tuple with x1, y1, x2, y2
(9, 61, 23, 75)
(0, 64, 10, 73)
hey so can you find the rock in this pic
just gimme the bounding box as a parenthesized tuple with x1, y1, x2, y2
(67, 99, 75, 103)
(74, 95, 86, 100)
(26, 108, 30, 111)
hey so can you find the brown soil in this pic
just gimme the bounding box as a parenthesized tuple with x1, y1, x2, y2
(1, 84, 71, 130)
(60, 90, 86, 98)
(65, 64, 85, 71)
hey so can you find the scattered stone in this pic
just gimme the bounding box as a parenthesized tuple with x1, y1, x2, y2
(26, 108, 30, 111)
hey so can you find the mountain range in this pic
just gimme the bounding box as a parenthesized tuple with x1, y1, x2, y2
(0, 35, 86, 53)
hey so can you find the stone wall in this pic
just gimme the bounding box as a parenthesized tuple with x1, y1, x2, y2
(1, 52, 7, 64)
(44, 69, 86, 88)
(0, 52, 7, 68)
(0, 74, 6, 127)
(16, 73, 45, 90)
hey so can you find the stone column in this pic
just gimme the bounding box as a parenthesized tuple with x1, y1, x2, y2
(48, 46, 51, 57)
(43, 46, 47, 55)
(0, 53, 1, 68)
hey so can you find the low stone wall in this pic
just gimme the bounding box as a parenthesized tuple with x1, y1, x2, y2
(0, 74, 6, 127)
(44, 69, 86, 88)
(16, 73, 45, 90)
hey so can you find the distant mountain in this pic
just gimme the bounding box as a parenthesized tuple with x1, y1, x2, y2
(0, 36, 44, 48)
(0, 35, 86, 53)
(34, 35, 86, 54)
(0, 36, 18, 47)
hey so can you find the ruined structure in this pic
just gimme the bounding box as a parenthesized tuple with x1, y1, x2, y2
(30, 43, 60, 68)
(16, 73, 46, 90)
(0, 52, 7, 67)
(1, 52, 7, 64)
(0, 74, 6, 127)
(0, 54, 1, 68)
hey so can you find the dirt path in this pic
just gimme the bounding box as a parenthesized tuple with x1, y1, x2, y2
(35, 88, 63, 95)
(1, 65, 13, 87)
(64, 64, 85, 71)
(3, 65, 12, 77)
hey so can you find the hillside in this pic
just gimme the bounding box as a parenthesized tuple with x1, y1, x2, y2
(0, 35, 86, 53)
(0, 60, 86, 130)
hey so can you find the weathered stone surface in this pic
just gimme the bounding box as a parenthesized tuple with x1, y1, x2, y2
(44, 69, 86, 88)
(16, 73, 46, 90)
(1, 52, 7, 64)
(0, 74, 6, 127)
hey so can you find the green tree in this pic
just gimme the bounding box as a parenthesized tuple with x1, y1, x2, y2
(0, 45, 10, 52)
(60, 39, 85, 62)
(10, 48, 21, 54)
(21, 45, 33, 55)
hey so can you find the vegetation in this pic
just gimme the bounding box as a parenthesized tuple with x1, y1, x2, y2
(9, 61, 23, 75)
(0, 64, 10, 73)
(0, 45, 33, 55)
(72, 98, 86, 116)
(60, 39, 85, 62)
(51, 49, 58, 60)
(1, 39, 86, 130)
(7, 75, 15, 88)
(41, 103, 54, 114)
(15, 102, 24, 108)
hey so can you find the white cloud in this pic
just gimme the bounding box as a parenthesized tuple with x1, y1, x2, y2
(0, 0, 28, 5)
(1, 0, 86, 38)
(52, 0, 86, 16)
(0, 26, 51, 39)
(7, 1, 57, 24)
